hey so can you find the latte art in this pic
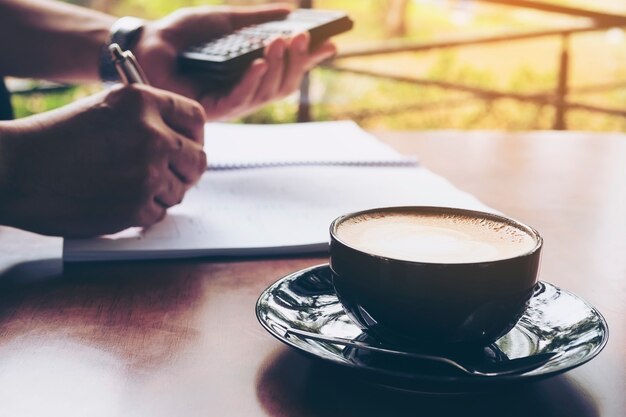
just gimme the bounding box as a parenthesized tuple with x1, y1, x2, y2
(336, 210, 538, 263)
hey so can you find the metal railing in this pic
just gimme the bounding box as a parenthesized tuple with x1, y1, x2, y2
(298, 0, 626, 130)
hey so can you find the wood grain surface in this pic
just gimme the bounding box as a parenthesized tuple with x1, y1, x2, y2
(0, 130, 623, 417)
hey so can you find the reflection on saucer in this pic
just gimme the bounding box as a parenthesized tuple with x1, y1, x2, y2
(256, 264, 608, 393)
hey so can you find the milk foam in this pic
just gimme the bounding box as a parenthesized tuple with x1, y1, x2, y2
(336, 211, 537, 263)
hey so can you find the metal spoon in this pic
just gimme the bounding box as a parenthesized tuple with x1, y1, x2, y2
(282, 327, 558, 377)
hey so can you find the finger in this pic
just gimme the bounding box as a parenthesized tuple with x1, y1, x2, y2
(154, 171, 187, 208)
(201, 59, 268, 120)
(253, 37, 286, 104)
(303, 41, 337, 71)
(279, 32, 311, 95)
(149, 87, 206, 145)
(167, 132, 207, 185)
(165, 5, 291, 48)
(280, 36, 337, 96)
(227, 4, 291, 31)
(136, 199, 167, 228)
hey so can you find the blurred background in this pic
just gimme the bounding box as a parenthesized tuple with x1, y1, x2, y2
(10, 0, 626, 131)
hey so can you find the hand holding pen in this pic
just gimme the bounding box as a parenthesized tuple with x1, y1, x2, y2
(0, 41, 207, 237)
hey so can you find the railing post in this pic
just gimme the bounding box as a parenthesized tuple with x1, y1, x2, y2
(554, 33, 570, 130)
(297, 0, 313, 122)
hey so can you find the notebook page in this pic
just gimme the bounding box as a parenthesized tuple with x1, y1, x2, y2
(203, 121, 417, 169)
(64, 166, 495, 261)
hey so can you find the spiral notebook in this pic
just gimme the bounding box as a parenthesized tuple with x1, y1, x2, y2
(63, 122, 491, 261)
(203, 121, 417, 169)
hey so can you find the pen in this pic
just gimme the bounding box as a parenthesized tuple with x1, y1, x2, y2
(109, 43, 149, 85)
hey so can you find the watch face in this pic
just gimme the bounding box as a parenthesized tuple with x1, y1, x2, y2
(110, 16, 145, 50)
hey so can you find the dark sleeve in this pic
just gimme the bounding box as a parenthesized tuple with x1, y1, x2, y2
(0, 78, 14, 120)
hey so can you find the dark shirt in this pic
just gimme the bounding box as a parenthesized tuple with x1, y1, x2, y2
(0, 78, 13, 120)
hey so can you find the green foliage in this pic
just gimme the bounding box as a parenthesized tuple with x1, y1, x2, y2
(508, 66, 556, 92)
(111, 0, 222, 19)
(12, 89, 79, 119)
(9, 0, 626, 132)
(428, 52, 495, 88)
(241, 101, 298, 124)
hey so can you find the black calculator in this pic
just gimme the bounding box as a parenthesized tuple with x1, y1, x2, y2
(179, 9, 353, 88)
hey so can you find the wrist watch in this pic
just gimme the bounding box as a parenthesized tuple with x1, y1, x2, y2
(99, 16, 145, 83)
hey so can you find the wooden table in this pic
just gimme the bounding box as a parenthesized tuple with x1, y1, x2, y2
(0, 131, 624, 417)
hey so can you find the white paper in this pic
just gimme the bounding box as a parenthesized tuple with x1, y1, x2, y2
(203, 121, 417, 169)
(64, 122, 492, 261)
(63, 166, 495, 261)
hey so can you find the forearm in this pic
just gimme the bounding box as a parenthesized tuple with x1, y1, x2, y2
(0, 0, 116, 82)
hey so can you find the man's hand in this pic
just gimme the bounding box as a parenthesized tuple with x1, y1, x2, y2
(0, 85, 206, 237)
(135, 4, 337, 121)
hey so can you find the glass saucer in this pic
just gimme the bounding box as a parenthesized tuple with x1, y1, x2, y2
(256, 264, 608, 393)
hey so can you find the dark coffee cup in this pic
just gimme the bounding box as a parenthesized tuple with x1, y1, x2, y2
(329, 206, 542, 347)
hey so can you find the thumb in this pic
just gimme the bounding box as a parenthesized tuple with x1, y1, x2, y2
(226, 4, 292, 31)
(158, 4, 291, 49)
